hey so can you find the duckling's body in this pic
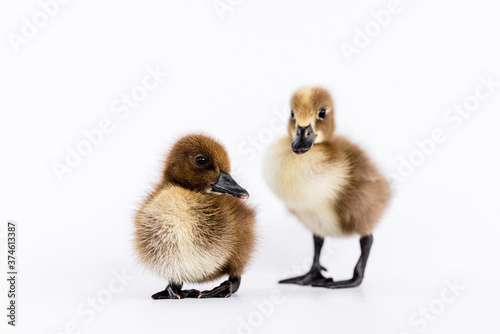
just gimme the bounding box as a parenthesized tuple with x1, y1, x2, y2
(265, 136, 390, 238)
(135, 185, 255, 284)
(264, 87, 391, 289)
(265, 136, 350, 238)
(135, 134, 256, 299)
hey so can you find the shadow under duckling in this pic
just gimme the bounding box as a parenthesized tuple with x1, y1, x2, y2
(135, 134, 256, 299)
(264, 87, 391, 289)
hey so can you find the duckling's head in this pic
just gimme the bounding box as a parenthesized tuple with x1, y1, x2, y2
(288, 87, 335, 154)
(163, 134, 249, 199)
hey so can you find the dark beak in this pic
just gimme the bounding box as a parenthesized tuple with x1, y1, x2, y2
(211, 172, 249, 199)
(291, 125, 316, 154)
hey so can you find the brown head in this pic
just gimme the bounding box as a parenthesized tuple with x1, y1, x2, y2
(288, 87, 335, 154)
(162, 134, 249, 199)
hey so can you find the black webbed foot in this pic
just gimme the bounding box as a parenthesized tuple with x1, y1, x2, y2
(279, 266, 333, 286)
(279, 234, 374, 289)
(199, 276, 241, 298)
(310, 276, 362, 289)
(151, 283, 201, 300)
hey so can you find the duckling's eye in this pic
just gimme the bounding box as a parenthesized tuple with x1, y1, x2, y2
(195, 156, 208, 166)
(318, 109, 327, 119)
(291, 110, 295, 119)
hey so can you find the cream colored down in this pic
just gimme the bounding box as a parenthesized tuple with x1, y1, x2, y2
(263, 136, 350, 237)
(136, 186, 231, 284)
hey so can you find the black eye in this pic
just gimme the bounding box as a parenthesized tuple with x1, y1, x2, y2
(318, 109, 326, 119)
(195, 156, 207, 165)
(291, 110, 295, 119)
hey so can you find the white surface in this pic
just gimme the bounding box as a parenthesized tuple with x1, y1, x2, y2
(1, 0, 500, 333)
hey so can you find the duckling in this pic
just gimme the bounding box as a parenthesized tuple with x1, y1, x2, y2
(264, 87, 391, 289)
(135, 134, 256, 299)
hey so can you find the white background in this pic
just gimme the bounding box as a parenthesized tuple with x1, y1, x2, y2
(1, 0, 500, 333)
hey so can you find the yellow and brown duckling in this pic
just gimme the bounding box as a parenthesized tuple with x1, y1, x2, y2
(264, 87, 391, 289)
(135, 134, 256, 299)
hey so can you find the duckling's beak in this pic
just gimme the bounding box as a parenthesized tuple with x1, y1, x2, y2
(211, 172, 249, 199)
(291, 125, 316, 154)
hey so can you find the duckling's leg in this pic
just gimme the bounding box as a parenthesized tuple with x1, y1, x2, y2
(151, 282, 201, 299)
(199, 276, 241, 298)
(279, 235, 333, 285)
(313, 234, 373, 289)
